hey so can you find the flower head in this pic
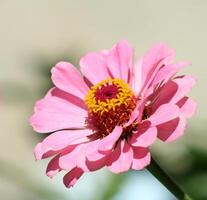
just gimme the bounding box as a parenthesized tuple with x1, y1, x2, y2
(30, 41, 196, 188)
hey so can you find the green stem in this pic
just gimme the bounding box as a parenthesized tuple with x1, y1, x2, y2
(147, 157, 192, 200)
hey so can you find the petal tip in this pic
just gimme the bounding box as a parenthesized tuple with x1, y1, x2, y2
(34, 143, 43, 160)
(46, 170, 59, 179)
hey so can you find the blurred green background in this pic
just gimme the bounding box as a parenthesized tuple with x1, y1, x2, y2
(0, 0, 206, 199)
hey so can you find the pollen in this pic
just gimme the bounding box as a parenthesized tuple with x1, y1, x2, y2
(85, 78, 136, 136)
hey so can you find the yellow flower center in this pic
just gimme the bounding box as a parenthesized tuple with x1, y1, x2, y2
(85, 78, 136, 136)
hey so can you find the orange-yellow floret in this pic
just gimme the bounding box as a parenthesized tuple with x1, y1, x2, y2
(85, 78, 134, 114)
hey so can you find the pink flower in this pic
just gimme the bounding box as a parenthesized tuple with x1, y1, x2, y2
(30, 41, 196, 188)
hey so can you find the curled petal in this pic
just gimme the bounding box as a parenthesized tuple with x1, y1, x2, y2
(152, 75, 196, 111)
(172, 75, 196, 103)
(60, 140, 108, 172)
(107, 140, 133, 173)
(86, 139, 106, 162)
(177, 97, 197, 119)
(86, 156, 107, 172)
(148, 104, 179, 126)
(131, 147, 151, 170)
(157, 116, 186, 142)
(63, 168, 84, 188)
(59, 145, 84, 171)
(46, 155, 61, 178)
(98, 126, 123, 153)
(34, 129, 92, 160)
(77, 140, 108, 171)
(130, 123, 157, 147)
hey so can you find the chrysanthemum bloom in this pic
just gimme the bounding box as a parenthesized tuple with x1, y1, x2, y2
(30, 41, 196, 188)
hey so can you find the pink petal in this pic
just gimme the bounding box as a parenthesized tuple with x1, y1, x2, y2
(107, 40, 134, 82)
(85, 141, 108, 171)
(131, 147, 151, 170)
(123, 106, 139, 127)
(148, 104, 179, 126)
(80, 52, 110, 85)
(86, 139, 106, 162)
(130, 123, 157, 147)
(46, 87, 87, 110)
(60, 139, 107, 172)
(152, 61, 190, 86)
(177, 97, 197, 118)
(30, 96, 87, 133)
(151, 80, 177, 111)
(132, 58, 143, 95)
(34, 129, 92, 160)
(157, 116, 186, 142)
(142, 43, 175, 78)
(63, 167, 84, 188)
(54, 137, 108, 173)
(59, 145, 84, 171)
(152, 75, 196, 111)
(46, 155, 61, 178)
(107, 140, 133, 173)
(85, 157, 107, 172)
(169, 75, 196, 103)
(135, 43, 175, 95)
(98, 126, 123, 153)
(51, 62, 89, 99)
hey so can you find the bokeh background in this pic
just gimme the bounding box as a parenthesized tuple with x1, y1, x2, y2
(0, 0, 207, 199)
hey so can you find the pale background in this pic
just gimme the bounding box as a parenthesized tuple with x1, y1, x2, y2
(0, 1, 206, 200)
